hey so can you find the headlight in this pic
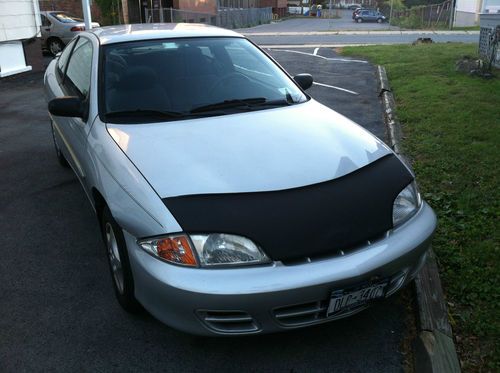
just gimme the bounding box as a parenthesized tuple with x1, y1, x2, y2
(190, 234, 270, 267)
(138, 233, 270, 268)
(393, 181, 422, 227)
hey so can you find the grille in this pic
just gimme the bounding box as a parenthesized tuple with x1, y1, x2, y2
(196, 310, 259, 334)
(273, 301, 328, 327)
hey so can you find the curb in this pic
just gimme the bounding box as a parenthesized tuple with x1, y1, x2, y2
(376, 65, 461, 373)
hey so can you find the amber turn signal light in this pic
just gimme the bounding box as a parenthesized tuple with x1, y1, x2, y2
(156, 235, 197, 266)
(139, 235, 198, 267)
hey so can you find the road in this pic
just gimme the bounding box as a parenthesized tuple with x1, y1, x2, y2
(246, 31, 479, 46)
(237, 9, 478, 46)
(0, 50, 413, 372)
(237, 10, 401, 33)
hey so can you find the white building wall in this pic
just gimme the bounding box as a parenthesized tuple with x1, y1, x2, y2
(0, 0, 41, 77)
(455, 0, 480, 13)
(454, 0, 500, 26)
(482, 0, 500, 12)
(0, 0, 41, 42)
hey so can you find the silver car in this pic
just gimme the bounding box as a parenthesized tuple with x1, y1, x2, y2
(44, 24, 436, 336)
(40, 11, 99, 55)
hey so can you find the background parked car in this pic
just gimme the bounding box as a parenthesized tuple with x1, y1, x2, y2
(354, 9, 386, 23)
(352, 8, 369, 19)
(40, 11, 99, 55)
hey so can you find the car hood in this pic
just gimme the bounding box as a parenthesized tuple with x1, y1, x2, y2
(106, 99, 392, 198)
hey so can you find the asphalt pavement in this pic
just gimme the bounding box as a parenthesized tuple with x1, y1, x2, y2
(238, 10, 478, 46)
(237, 10, 400, 33)
(248, 31, 479, 46)
(0, 50, 412, 372)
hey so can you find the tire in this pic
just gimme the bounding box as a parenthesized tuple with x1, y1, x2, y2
(47, 37, 64, 56)
(102, 207, 142, 313)
(50, 121, 70, 168)
(357, 18, 363, 23)
(377, 18, 383, 23)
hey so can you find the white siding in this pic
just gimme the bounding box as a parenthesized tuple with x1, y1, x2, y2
(483, 0, 500, 12)
(455, 0, 480, 13)
(0, 0, 41, 42)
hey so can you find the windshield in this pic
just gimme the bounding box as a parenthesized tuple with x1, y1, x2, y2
(101, 37, 308, 123)
(51, 12, 83, 23)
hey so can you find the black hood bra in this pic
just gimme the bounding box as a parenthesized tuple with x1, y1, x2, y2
(163, 154, 413, 261)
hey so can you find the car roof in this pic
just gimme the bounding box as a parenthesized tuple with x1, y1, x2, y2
(88, 23, 243, 45)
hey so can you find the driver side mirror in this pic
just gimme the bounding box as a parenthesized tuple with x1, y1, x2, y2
(293, 74, 313, 91)
(48, 96, 86, 119)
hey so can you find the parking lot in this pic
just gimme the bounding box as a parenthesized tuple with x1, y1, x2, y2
(0, 49, 413, 372)
(237, 9, 399, 33)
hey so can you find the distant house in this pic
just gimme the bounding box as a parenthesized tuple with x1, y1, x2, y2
(0, 0, 44, 77)
(454, 0, 500, 27)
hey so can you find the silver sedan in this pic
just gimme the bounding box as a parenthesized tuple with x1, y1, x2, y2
(44, 24, 436, 335)
(40, 11, 99, 55)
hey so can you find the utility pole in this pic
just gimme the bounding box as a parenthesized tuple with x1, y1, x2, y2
(82, 0, 92, 29)
(449, 0, 455, 30)
(389, 0, 394, 24)
(121, 0, 129, 24)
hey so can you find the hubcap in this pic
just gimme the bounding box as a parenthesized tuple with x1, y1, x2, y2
(50, 41, 62, 55)
(106, 223, 125, 294)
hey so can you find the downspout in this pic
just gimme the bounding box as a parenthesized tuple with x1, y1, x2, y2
(31, 0, 41, 38)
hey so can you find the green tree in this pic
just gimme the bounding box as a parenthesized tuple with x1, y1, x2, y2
(95, 0, 120, 25)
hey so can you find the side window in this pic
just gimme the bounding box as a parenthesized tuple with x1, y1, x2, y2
(41, 15, 51, 27)
(362, 11, 369, 16)
(57, 38, 77, 75)
(65, 38, 93, 97)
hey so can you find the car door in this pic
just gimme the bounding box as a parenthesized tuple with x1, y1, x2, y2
(54, 36, 94, 193)
(361, 10, 369, 20)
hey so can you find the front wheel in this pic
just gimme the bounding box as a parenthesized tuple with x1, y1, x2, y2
(377, 18, 383, 23)
(357, 18, 363, 23)
(102, 207, 142, 313)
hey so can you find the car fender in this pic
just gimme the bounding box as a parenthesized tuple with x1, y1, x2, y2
(87, 119, 182, 238)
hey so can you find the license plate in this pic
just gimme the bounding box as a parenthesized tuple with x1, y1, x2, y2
(327, 282, 387, 317)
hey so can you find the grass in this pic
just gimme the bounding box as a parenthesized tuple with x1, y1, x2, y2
(340, 43, 500, 372)
(452, 26, 481, 31)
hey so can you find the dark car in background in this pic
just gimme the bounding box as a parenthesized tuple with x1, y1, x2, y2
(354, 9, 386, 23)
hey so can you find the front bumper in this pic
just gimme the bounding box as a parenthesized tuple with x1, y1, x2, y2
(125, 202, 436, 336)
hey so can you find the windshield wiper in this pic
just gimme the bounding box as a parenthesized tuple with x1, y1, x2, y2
(191, 98, 267, 114)
(105, 109, 186, 120)
(190, 97, 295, 114)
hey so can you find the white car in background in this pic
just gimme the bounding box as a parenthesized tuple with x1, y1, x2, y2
(40, 11, 99, 55)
